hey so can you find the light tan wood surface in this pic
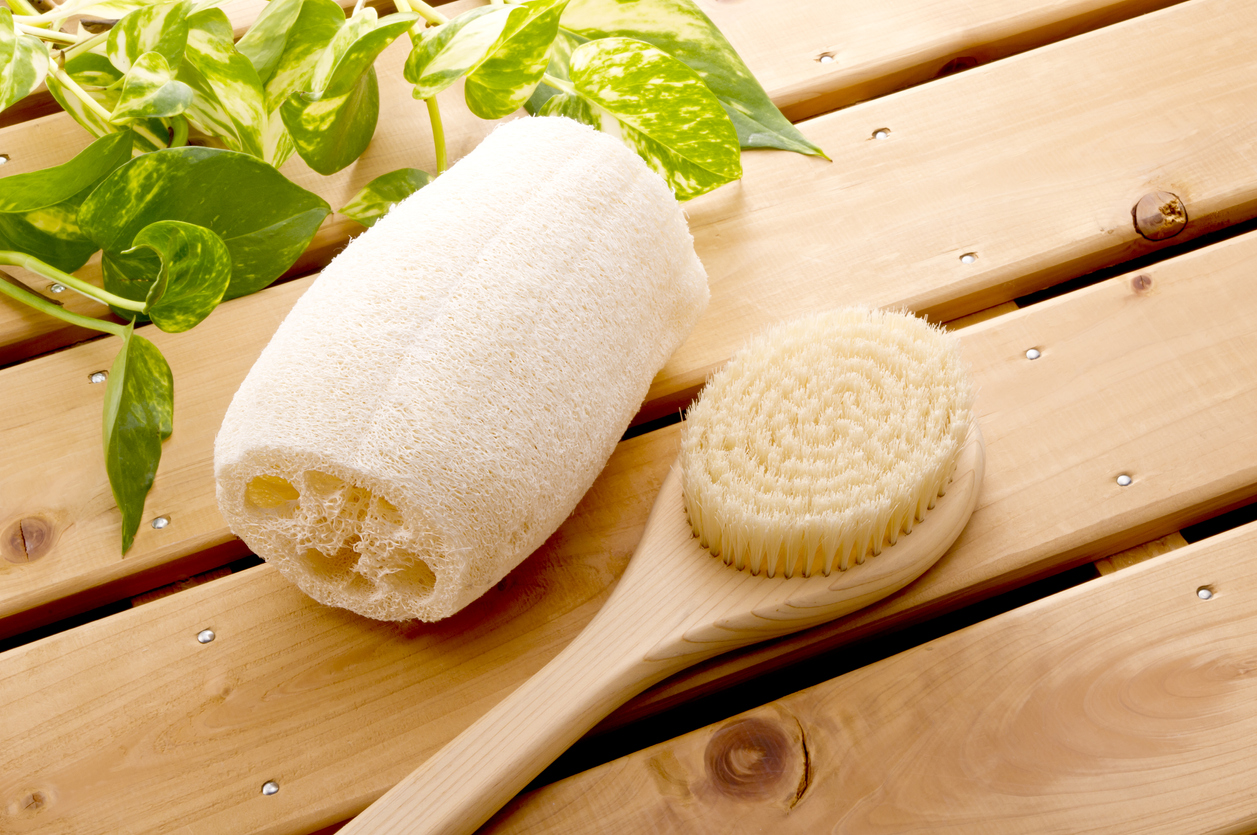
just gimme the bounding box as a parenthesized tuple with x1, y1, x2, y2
(484, 520, 1257, 835)
(646, 0, 1257, 422)
(7, 230, 1257, 834)
(342, 432, 981, 835)
(0, 0, 1226, 367)
(6, 0, 1257, 635)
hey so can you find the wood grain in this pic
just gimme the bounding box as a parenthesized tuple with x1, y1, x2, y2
(5, 0, 1257, 633)
(6, 229, 1257, 833)
(0, 0, 1224, 367)
(484, 521, 1257, 835)
(341, 431, 981, 835)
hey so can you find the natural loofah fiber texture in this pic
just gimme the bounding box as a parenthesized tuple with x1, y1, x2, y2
(680, 308, 974, 579)
(215, 116, 709, 622)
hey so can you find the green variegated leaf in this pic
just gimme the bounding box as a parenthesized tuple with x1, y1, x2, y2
(404, 5, 516, 100)
(339, 167, 432, 227)
(52, 0, 166, 24)
(317, 11, 417, 97)
(566, 38, 740, 200)
(101, 323, 174, 554)
(464, 0, 566, 120)
(178, 8, 267, 158)
(537, 89, 596, 126)
(126, 220, 230, 332)
(281, 11, 416, 175)
(46, 69, 116, 139)
(0, 12, 50, 114)
(67, 51, 126, 88)
(111, 51, 194, 123)
(0, 132, 132, 272)
(553, 0, 824, 156)
(235, 0, 307, 85)
(258, 0, 344, 109)
(107, 0, 191, 74)
(281, 68, 378, 175)
(54, 55, 172, 152)
(79, 147, 330, 300)
(525, 27, 580, 114)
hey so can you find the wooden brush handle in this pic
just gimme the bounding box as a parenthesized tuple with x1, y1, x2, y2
(338, 598, 682, 835)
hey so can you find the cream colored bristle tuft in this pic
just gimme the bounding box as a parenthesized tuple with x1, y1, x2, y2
(679, 308, 974, 578)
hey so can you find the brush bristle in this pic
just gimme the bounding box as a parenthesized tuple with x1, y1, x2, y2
(679, 308, 974, 578)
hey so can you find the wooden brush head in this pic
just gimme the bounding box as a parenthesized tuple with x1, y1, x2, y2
(680, 308, 974, 578)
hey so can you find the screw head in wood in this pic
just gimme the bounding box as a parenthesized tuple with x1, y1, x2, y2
(1025, 348, 1041, 360)
(197, 629, 215, 644)
(262, 781, 280, 795)
(1133, 191, 1187, 241)
(872, 128, 890, 139)
(89, 371, 108, 384)
(151, 515, 170, 529)
(960, 252, 977, 264)
(1197, 587, 1213, 600)
(1116, 474, 1133, 487)
(49, 283, 65, 294)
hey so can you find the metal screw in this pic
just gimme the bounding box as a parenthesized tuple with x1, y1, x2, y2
(1025, 348, 1041, 360)
(873, 128, 890, 139)
(151, 515, 170, 529)
(261, 781, 280, 796)
(817, 53, 835, 64)
(1197, 587, 1213, 600)
(1116, 474, 1133, 487)
(960, 253, 977, 264)
(49, 283, 65, 294)
(0, 154, 8, 166)
(89, 371, 108, 384)
(197, 629, 215, 644)
(1133, 191, 1187, 241)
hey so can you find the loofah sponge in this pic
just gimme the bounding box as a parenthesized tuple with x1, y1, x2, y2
(214, 116, 709, 622)
(680, 308, 974, 579)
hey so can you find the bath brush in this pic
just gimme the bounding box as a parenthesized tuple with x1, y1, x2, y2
(341, 307, 985, 835)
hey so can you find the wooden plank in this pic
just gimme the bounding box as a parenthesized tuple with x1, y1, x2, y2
(0, 0, 1222, 367)
(5, 0, 1256, 630)
(7, 227, 1257, 833)
(709, 0, 1186, 122)
(484, 521, 1257, 835)
(642, 0, 1257, 423)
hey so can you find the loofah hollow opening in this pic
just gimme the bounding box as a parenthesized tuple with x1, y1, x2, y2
(679, 308, 975, 579)
(234, 465, 442, 613)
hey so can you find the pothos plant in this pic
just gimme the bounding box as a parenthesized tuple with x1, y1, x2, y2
(0, 0, 824, 553)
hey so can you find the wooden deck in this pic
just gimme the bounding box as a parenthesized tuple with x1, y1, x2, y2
(5, 0, 1257, 831)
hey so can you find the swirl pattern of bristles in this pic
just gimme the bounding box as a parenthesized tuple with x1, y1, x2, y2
(680, 308, 974, 579)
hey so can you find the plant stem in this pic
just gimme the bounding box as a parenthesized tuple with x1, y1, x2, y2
(50, 63, 117, 126)
(18, 23, 79, 43)
(63, 28, 107, 60)
(541, 72, 576, 95)
(351, 0, 367, 15)
(169, 116, 189, 148)
(0, 252, 147, 313)
(425, 96, 447, 174)
(0, 271, 128, 337)
(393, 0, 447, 26)
(6, 0, 42, 16)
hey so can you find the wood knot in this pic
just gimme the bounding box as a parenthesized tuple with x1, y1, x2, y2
(8, 788, 53, 818)
(1131, 274, 1153, 293)
(1133, 192, 1187, 241)
(704, 717, 791, 800)
(3, 516, 56, 564)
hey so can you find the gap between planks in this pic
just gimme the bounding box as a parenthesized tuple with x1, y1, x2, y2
(6, 226, 1257, 833)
